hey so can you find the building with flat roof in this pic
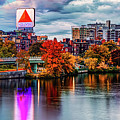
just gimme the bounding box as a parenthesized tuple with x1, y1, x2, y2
(72, 20, 120, 42)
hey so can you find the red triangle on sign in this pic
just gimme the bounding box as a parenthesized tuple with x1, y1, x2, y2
(19, 10, 32, 22)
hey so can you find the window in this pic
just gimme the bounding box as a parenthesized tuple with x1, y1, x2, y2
(66, 48, 68, 52)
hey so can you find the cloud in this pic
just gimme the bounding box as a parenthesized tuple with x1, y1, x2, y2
(2, 0, 73, 12)
(2, 1, 25, 9)
(69, 0, 93, 6)
(35, 21, 76, 34)
(98, 5, 112, 10)
(0, 0, 6, 5)
(100, 0, 120, 3)
(1, 0, 120, 41)
(35, 21, 76, 40)
(61, 2, 93, 14)
(116, 6, 120, 10)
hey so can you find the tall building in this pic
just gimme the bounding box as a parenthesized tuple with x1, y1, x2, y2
(80, 26, 89, 40)
(106, 20, 111, 29)
(72, 26, 96, 41)
(72, 20, 120, 42)
(72, 27, 80, 41)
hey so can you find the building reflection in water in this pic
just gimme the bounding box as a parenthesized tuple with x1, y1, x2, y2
(83, 74, 120, 92)
(14, 87, 34, 120)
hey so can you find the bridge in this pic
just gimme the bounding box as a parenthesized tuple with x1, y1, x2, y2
(0, 57, 44, 73)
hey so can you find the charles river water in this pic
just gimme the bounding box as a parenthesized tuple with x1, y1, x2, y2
(0, 73, 120, 120)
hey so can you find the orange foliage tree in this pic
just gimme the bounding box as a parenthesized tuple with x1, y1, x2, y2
(41, 39, 65, 77)
(61, 52, 76, 74)
(16, 50, 32, 73)
(84, 44, 110, 63)
(0, 40, 17, 57)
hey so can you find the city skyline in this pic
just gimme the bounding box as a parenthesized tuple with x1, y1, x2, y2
(0, 0, 120, 41)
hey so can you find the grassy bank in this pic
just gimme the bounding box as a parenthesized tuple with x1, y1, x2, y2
(25, 69, 78, 79)
(88, 67, 120, 73)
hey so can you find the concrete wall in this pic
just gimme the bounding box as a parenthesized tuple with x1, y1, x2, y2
(0, 70, 27, 79)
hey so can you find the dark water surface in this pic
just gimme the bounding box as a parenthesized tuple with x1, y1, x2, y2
(0, 73, 120, 120)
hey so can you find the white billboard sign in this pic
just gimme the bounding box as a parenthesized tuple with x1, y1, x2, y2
(16, 8, 35, 28)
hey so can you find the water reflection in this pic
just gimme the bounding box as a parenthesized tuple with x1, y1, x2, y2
(83, 74, 120, 92)
(0, 74, 120, 120)
(14, 87, 34, 120)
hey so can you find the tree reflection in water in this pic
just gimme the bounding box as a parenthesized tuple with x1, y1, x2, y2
(0, 74, 120, 120)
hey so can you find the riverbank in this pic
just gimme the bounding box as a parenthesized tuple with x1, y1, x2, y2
(25, 69, 88, 79)
(88, 68, 120, 73)
(0, 70, 27, 79)
(0, 69, 24, 72)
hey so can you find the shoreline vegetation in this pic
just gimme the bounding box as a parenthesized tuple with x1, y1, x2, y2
(25, 67, 120, 79)
(88, 67, 120, 73)
(1, 39, 120, 79)
(25, 69, 79, 79)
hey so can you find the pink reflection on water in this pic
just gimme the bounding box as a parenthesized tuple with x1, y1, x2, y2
(14, 88, 34, 120)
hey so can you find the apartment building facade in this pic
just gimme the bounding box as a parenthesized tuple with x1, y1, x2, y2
(72, 20, 120, 42)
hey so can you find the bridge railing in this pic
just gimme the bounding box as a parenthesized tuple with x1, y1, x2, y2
(0, 57, 42, 62)
(0, 57, 17, 61)
(29, 56, 42, 60)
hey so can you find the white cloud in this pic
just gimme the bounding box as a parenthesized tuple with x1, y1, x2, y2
(48, 34, 72, 41)
(116, 6, 120, 10)
(2, 1, 25, 9)
(35, 21, 76, 33)
(100, 0, 120, 3)
(2, 0, 72, 11)
(1, 0, 120, 41)
(98, 5, 112, 10)
(35, 21, 76, 41)
(69, 0, 93, 6)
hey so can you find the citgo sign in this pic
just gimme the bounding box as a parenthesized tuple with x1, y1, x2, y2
(16, 8, 35, 28)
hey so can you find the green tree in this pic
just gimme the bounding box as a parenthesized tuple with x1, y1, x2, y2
(29, 41, 43, 56)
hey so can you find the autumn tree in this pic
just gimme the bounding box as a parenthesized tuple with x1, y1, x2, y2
(0, 38, 3, 47)
(75, 56, 83, 64)
(84, 45, 110, 63)
(41, 39, 65, 77)
(16, 50, 32, 72)
(96, 62, 108, 70)
(0, 40, 17, 57)
(111, 49, 120, 66)
(102, 40, 118, 52)
(84, 58, 98, 70)
(61, 52, 76, 74)
(29, 41, 44, 56)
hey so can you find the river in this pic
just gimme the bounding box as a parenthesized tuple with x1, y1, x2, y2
(0, 73, 120, 120)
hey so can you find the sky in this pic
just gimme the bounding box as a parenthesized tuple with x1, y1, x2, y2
(0, 0, 120, 41)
